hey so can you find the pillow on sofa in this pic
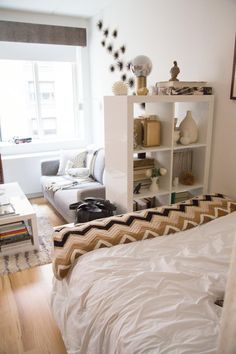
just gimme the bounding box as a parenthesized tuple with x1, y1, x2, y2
(57, 149, 87, 176)
(66, 167, 90, 178)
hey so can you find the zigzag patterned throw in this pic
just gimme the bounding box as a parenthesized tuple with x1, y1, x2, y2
(53, 194, 236, 279)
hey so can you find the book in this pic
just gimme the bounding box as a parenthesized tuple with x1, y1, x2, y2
(133, 169, 151, 182)
(133, 158, 154, 169)
(0, 234, 32, 245)
(0, 221, 28, 232)
(156, 81, 207, 88)
(133, 197, 155, 211)
(157, 86, 212, 96)
(171, 191, 191, 204)
(0, 221, 31, 246)
(1, 239, 32, 250)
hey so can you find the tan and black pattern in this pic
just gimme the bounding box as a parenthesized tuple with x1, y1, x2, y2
(53, 194, 236, 280)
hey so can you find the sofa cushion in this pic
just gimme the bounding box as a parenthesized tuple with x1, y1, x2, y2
(66, 167, 90, 178)
(90, 148, 105, 184)
(57, 149, 87, 176)
(53, 182, 103, 222)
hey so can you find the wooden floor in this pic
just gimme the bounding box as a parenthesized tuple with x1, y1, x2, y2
(0, 198, 67, 354)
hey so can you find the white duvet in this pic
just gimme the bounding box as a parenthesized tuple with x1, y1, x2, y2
(51, 212, 236, 354)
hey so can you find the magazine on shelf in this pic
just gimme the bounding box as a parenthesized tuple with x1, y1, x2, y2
(155, 81, 207, 88)
(0, 203, 16, 217)
(0, 195, 10, 206)
(1, 239, 32, 250)
(0, 220, 32, 249)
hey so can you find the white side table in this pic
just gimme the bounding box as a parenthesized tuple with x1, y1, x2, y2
(0, 182, 39, 256)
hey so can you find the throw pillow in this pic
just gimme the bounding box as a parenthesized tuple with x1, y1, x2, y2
(71, 151, 87, 168)
(66, 167, 90, 178)
(57, 149, 87, 176)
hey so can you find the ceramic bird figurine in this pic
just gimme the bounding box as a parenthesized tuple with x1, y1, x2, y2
(133, 183, 142, 194)
(169, 61, 180, 81)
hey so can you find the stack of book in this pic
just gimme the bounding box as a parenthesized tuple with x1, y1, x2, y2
(133, 197, 155, 211)
(155, 81, 213, 96)
(171, 191, 192, 204)
(0, 221, 32, 251)
(133, 158, 154, 182)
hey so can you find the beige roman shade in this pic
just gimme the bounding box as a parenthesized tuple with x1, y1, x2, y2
(0, 20, 86, 46)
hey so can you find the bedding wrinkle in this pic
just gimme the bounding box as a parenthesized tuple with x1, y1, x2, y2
(53, 195, 236, 280)
(51, 211, 236, 354)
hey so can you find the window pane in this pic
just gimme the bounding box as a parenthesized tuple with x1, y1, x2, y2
(0, 61, 35, 140)
(42, 117, 57, 135)
(39, 82, 55, 103)
(0, 60, 82, 141)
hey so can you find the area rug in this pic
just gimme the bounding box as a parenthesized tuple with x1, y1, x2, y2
(0, 216, 54, 276)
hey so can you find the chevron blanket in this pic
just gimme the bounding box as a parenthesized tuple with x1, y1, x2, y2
(53, 194, 236, 280)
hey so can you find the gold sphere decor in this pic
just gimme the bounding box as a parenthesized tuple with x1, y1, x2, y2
(130, 55, 152, 95)
(137, 87, 149, 96)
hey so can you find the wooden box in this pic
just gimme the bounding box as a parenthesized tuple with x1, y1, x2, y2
(143, 118, 161, 147)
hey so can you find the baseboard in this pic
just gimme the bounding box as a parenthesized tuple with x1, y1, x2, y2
(27, 192, 44, 199)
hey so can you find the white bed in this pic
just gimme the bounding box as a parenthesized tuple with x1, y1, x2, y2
(51, 211, 236, 354)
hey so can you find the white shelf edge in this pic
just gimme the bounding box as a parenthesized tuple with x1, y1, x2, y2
(133, 188, 169, 199)
(105, 95, 214, 103)
(0, 241, 37, 256)
(134, 146, 171, 153)
(171, 183, 204, 193)
(173, 143, 206, 150)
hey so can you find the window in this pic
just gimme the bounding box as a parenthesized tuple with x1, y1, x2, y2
(0, 60, 85, 141)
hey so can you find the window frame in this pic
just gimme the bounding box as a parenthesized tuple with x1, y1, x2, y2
(27, 61, 79, 139)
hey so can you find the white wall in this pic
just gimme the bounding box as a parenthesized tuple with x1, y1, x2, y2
(2, 151, 59, 197)
(0, 8, 88, 27)
(88, 0, 236, 198)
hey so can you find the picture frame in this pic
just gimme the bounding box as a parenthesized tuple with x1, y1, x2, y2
(230, 35, 236, 99)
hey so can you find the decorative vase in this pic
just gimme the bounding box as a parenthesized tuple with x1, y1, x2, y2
(173, 130, 180, 144)
(179, 110, 198, 145)
(149, 177, 159, 193)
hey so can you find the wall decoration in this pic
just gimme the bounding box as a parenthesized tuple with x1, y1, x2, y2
(121, 73, 127, 82)
(117, 60, 124, 71)
(128, 77, 135, 88)
(110, 64, 115, 72)
(103, 28, 109, 37)
(113, 51, 119, 60)
(107, 44, 113, 53)
(112, 29, 118, 38)
(126, 62, 131, 70)
(120, 45, 126, 54)
(96, 20, 135, 95)
(230, 35, 236, 99)
(97, 20, 103, 31)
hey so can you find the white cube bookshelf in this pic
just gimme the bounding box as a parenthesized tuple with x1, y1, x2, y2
(104, 95, 214, 214)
